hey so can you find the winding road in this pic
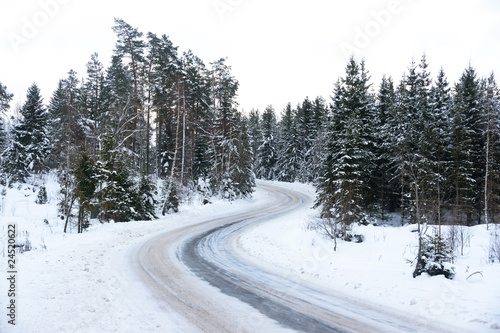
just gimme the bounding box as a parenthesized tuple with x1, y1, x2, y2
(132, 182, 450, 332)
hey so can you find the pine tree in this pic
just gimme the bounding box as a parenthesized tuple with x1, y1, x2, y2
(230, 112, 255, 197)
(451, 66, 484, 225)
(373, 75, 399, 219)
(399, 56, 433, 225)
(35, 186, 48, 204)
(295, 97, 316, 182)
(135, 174, 157, 220)
(74, 150, 98, 232)
(5, 83, 50, 183)
(316, 57, 374, 241)
(0, 82, 13, 113)
(483, 73, 500, 224)
(163, 179, 180, 214)
(208, 58, 243, 198)
(192, 134, 211, 183)
(47, 71, 85, 169)
(80, 53, 110, 157)
(0, 82, 13, 178)
(148, 33, 179, 178)
(309, 97, 328, 182)
(256, 105, 277, 180)
(112, 18, 145, 158)
(428, 67, 453, 229)
(96, 132, 138, 222)
(276, 103, 300, 182)
(180, 50, 212, 186)
(247, 109, 262, 173)
(413, 230, 454, 279)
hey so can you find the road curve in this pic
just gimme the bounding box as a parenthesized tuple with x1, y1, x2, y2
(133, 182, 451, 333)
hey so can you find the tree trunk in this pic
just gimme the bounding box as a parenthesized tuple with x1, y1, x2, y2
(162, 77, 182, 215)
(485, 101, 491, 229)
(180, 87, 186, 186)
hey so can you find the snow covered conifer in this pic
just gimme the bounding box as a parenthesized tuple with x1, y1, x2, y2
(247, 109, 262, 173)
(74, 150, 98, 232)
(135, 174, 158, 220)
(372, 75, 399, 219)
(35, 186, 48, 204)
(315, 57, 374, 241)
(0, 82, 13, 179)
(0, 82, 13, 113)
(295, 97, 316, 182)
(482, 74, 500, 225)
(276, 103, 300, 182)
(256, 105, 277, 180)
(428, 67, 453, 228)
(230, 112, 255, 198)
(450, 66, 484, 225)
(5, 83, 50, 183)
(163, 179, 180, 214)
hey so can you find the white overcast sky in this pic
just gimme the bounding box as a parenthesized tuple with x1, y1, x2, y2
(1, 0, 499, 114)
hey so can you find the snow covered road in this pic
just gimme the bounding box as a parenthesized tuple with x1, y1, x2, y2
(134, 182, 453, 332)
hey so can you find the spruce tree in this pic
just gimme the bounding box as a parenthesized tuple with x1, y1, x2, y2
(208, 58, 243, 198)
(309, 97, 328, 182)
(247, 109, 262, 173)
(5, 83, 50, 183)
(112, 18, 145, 158)
(148, 34, 179, 178)
(482, 73, 500, 224)
(192, 135, 211, 182)
(80, 53, 111, 157)
(276, 103, 300, 182)
(373, 75, 399, 219)
(0, 82, 13, 179)
(96, 133, 138, 222)
(231, 112, 255, 197)
(135, 174, 157, 220)
(47, 71, 84, 169)
(451, 66, 484, 225)
(256, 105, 277, 180)
(295, 97, 316, 182)
(316, 57, 374, 240)
(428, 67, 453, 229)
(74, 150, 98, 232)
(0, 82, 13, 113)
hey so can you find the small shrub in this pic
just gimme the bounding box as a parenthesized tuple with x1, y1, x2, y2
(164, 182, 179, 214)
(17, 231, 32, 254)
(414, 233, 455, 279)
(345, 233, 365, 243)
(489, 227, 500, 263)
(35, 186, 48, 204)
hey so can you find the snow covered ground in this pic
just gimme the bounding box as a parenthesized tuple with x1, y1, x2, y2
(1, 176, 499, 332)
(235, 181, 500, 333)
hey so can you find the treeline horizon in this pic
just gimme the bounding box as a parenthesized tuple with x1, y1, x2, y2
(0, 18, 499, 235)
(250, 55, 499, 232)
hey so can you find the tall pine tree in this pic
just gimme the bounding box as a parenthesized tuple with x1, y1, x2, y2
(256, 105, 277, 180)
(5, 83, 50, 183)
(316, 57, 374, 240)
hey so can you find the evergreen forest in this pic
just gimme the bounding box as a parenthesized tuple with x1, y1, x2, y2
(1, 19, 499, 239)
